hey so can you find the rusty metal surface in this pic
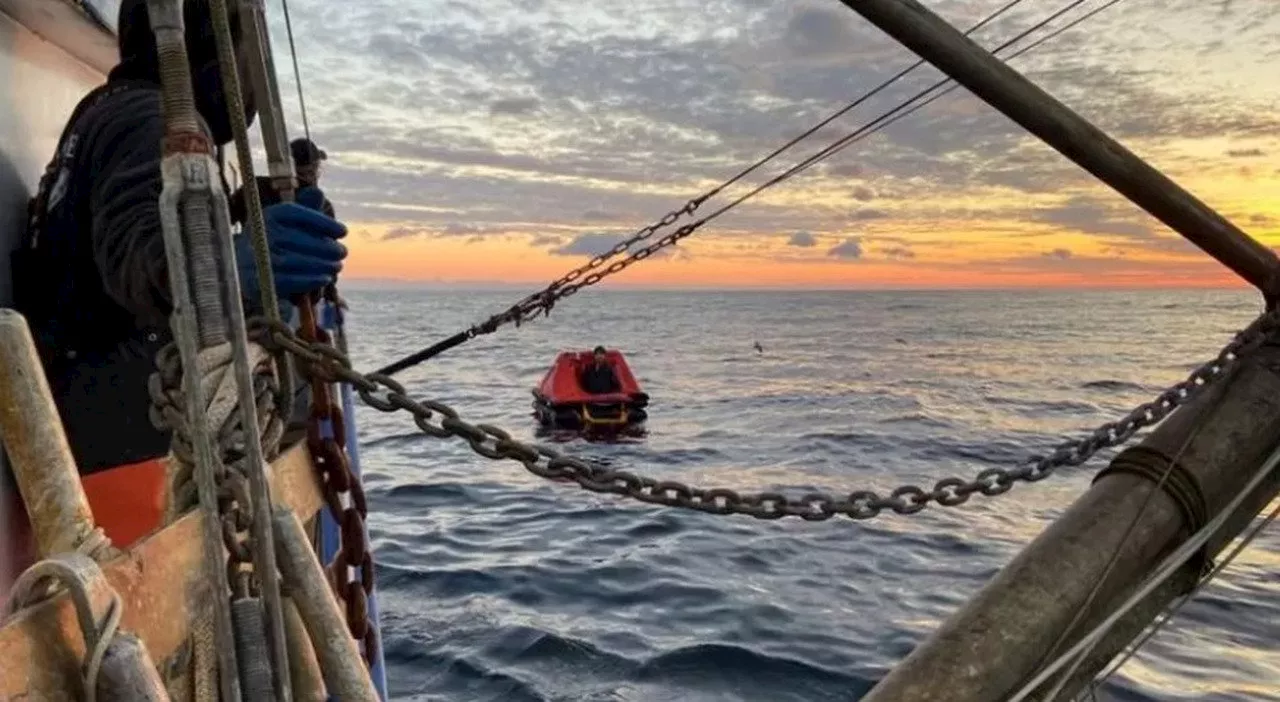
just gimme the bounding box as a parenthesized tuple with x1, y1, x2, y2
(0, 310, 105, 560)
(273, 508, 378, 702)
(284, 596, 327, 701)
(0, 441, 323, 699)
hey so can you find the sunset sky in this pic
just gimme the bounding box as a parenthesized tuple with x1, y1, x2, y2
(253, 0, 1280, 288)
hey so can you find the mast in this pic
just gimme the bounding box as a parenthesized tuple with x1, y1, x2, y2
(828, 1, 1280, 699)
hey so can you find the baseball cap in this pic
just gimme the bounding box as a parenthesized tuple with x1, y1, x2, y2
(290, 138, 327, 167)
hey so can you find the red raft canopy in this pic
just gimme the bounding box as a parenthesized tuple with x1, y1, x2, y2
(532, 349, 649, 435)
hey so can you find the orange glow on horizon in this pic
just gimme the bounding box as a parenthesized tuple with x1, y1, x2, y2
(337, 137, 1280, 290)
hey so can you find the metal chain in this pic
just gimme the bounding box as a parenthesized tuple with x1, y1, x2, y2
(148, 342, 285, 599)
(296, 307, 379, 663)
(471, 204, 704, 335)
(250, 305, 1280, 521)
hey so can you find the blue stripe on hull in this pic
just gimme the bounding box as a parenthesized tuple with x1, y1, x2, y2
(317, 301, 389, 699)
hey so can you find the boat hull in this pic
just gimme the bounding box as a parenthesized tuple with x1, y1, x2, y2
(0, 441, 325, 701)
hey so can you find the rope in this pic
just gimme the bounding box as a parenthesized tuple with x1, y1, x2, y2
(148, 341, 285, 516)
(1007, 437, 1280, 701)
(373, 0, 1123, 376)
(208, 0, 295, 413)
(279, 0, 311, 141)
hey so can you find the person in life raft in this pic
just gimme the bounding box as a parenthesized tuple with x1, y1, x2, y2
(579, 345, 623, 394)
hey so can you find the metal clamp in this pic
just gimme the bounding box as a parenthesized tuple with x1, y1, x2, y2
(4, 552, 123, 701)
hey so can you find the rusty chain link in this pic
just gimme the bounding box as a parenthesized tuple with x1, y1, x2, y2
(294, 297, 379, 664)
(252, 305, 1280, 521)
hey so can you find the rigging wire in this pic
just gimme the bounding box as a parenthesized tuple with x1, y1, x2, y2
(1006, 439, 1280, 702)
(661, 0, 1031, 213)
(1083, 498, 1280, 700)
(374, 0, 1121, 376)
(691, 0, 1115, 227)
(280, 0, 311, 141)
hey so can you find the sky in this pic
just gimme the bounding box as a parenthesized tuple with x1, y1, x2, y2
(251, 0, 1280, 289)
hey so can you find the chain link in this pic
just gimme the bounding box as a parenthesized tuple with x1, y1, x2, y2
(293, 298, 380, 663)
(148, 342, 285, 599)
(251, 305, 1280, 521)
(468, 203, 706, 336)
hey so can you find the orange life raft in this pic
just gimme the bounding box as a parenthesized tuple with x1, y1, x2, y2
(531, 349, 648, 435)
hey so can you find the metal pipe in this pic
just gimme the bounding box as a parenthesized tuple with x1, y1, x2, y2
(861, 343, 1280, 701)
(0, 309, 111, 560)
(96, 633, 172, 701)
(273, 508, 379, 702)
(236, 0, 327, 408)
(835, 0, 1280, 293)
(238, 0, 296, 200)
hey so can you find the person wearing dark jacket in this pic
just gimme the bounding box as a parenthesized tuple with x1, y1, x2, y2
(579, 346, 622, 395)
(228, 137, 335, 225)
(10, 0, 347, 547)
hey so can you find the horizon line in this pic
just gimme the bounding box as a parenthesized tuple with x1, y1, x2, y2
(337, 278, 1255, 293)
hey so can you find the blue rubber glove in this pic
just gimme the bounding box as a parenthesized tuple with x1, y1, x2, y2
(234, 186, 347, 308)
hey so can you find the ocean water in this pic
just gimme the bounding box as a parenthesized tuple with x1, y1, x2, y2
(337, 287, 1280, 702)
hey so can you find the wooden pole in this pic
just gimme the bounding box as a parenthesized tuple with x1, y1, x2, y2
(859, 339, 1280, 701)
(835, 0, 1280, 294)
(0, 310, 110, 560)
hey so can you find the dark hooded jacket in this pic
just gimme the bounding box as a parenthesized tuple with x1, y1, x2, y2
(12, 0, 298, 475)
(579, 362, 621, 395)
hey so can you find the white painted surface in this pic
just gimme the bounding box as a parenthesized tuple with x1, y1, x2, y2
(0, 2, 108, 305)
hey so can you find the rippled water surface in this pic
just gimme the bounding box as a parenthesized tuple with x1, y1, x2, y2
(337, 288, 1280, 701)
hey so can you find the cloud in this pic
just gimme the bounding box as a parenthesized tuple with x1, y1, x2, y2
(782, 5, 860, 61)
(826, 163, 864, 178)
(382, 225, 427, 241)
(1043, 247, 1073, 260)
(788, 231, 817, 247)
(550, 232, 676, 259)
(880, 244, 916, 260)
(849, 208, 889, 221)
(530, 234, 563, 247)
(379, 221, 498, 241)
(1033, 195, 1154, 240)
(252, 0, 1280, 282)
(827, 237, 863, 260)
(490, 97, 540, 116)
